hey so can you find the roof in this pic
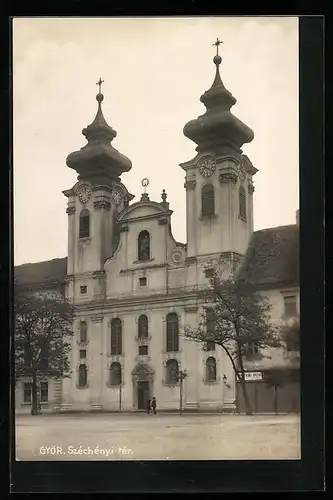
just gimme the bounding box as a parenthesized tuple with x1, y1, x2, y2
(13, 225, 299, 290)
(14, 257, 67, 288)
(239, 224, 299, 288)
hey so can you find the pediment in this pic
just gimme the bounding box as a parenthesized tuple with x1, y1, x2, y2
(132, 362, 154, 376)
(118, 201, 167, 223)
(132, 362, 155, 381)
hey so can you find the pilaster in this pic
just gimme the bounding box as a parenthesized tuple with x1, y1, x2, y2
(89, 314, 104, 409)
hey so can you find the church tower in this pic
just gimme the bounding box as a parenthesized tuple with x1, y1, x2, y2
(180, 41, 258, 263)
(63, 79, 134, 301)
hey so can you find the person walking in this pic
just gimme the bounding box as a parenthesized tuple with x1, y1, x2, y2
(146, 397, 151, 415)
(151, 397, 157, 415)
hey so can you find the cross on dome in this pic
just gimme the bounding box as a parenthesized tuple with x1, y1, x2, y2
(212, 38, 223, 56)
(96, 77, 104, 94)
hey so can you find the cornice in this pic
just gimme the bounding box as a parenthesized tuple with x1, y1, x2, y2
(62, 188, 76, 198)
(185, 256, 197, 265)
(119, 211, 172, 224)
(253, 280, 300, 292)
(73, 288, 205, 313)
(93, 270, 106, 279)
(184, 306, 198, 313)
(120, 262, 166, 274)
(66, 206, 76, 215)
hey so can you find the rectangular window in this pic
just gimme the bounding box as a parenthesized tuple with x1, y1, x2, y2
(79, 349, 87, 359)
(206, 341, 215, 351)
(284, 295, 297, 317)
(40, 382, 48, 403)
(80, 285, 87, 294)
(23, 383, 32, 403)
(139, 277, 147, 287)
(138, 345, 148, 356)
(245, 342, 259, 359)
(204, 268, 214, 279)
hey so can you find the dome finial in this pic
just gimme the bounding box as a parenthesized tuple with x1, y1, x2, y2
(96, 77, 104, 103)
(65, 76, 132, 183)
(182, 40, 254, 154)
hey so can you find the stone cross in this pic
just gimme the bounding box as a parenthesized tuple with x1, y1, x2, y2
(213, 38, 223, 56)
(96, 77, 104, 93)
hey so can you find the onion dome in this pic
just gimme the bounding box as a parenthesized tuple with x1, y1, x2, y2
(183, 41, 254, 155)
(66, 79, 132, 183)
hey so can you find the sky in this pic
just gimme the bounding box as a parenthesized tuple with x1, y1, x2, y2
(13, 17, 299, 266)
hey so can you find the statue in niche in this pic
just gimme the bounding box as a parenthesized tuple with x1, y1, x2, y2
(139, 232, 150, 261)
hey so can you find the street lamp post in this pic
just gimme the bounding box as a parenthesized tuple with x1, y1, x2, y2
(118, 365, 123, 414)
(119, 382, 122, 414)
(178, 369, 188, 415)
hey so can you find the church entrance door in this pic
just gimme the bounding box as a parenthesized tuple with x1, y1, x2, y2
(137, 381, 150, 410)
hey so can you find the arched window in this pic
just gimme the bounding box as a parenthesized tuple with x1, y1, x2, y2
(166, 312, 179, 352)
(138, 230, 150, 261)
(205, 308, 215, 351)
(206, 357, 217, 382)
(239, 186, 246, 219)
(166, 359, 179, 385)
(201, 183, 215, 216)
(138, 314, 148, 338)
(111, 318, 122, 355)
(79, 321, 87, 343)
(110, 362, 122, 386)
(78, 364, 87, 387)
(79, 209, 90, 238)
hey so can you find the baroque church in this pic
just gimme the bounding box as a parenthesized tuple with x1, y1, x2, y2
(15, 45, 300, 414)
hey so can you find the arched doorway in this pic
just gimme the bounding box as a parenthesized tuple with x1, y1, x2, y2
(132, 363, 155, 410)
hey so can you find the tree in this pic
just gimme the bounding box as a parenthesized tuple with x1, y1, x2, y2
(14, 288, 74, 415)
(183, 265, 281, 415)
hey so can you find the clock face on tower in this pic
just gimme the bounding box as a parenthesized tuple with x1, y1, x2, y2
(198, 155, 216, 177)
(78, 185, 92, 204)
(110, 189, 123, 206)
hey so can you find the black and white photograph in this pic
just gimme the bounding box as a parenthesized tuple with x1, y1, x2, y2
(13, 17, 301, 462)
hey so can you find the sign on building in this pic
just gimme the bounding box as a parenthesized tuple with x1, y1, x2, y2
(244, 371, 263, 381)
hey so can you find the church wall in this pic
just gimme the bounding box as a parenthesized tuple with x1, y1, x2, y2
(59, 296, 237, 412)
(168, 266, 186, 292)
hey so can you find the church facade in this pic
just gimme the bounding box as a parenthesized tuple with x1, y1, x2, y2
(15, 49, 300, 414)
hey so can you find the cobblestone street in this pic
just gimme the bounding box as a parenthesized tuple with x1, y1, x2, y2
(15, 413, 301, 461)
